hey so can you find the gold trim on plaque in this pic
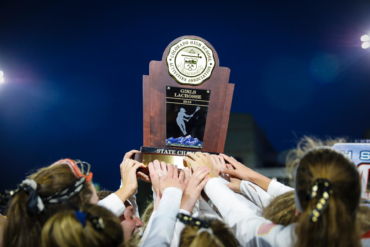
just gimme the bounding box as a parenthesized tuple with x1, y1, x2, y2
(142, 154, 189, 169)
(165, 102, 209, 107)
(165, 97, 210, 102)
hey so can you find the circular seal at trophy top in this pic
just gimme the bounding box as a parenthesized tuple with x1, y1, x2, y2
(166, 38, 216, 85)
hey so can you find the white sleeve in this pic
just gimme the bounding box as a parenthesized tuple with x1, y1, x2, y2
(204, 178, 295, 247)
(141, 187, 183, 247)
(267, 180, 294, 198)
(216, 175, 262, 214)
(97, 193, 126, 217)
(240, 181, 273, 209)
(170, 209, 189, 247)
(152, 186, 158, 206)
(199, 197, 219, 217)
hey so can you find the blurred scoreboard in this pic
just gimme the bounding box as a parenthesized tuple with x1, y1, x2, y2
(332, 143, 370, 199)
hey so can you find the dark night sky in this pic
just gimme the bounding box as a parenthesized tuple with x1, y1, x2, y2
(0, 0, 370, 191)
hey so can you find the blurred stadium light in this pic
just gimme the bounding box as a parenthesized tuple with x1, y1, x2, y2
(362, 35, 370, 49)
(363, 42, 370, 49)
(0, 71, 4, 83)
(361, 35, 370, 42)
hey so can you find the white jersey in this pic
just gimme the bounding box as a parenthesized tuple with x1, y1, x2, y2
(239, 179, 294, 210)
(97, 180, 140, 219)
(141, 187, 183, 247)
(205, 177, 296, 247)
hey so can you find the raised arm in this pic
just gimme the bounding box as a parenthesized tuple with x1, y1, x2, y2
(142, 165, 186, 247)
(204, 178, 294, 246)
(219, 154, 272, 192)
(98, 150, 146, 216)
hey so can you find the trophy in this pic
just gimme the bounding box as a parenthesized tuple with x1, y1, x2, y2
(133, 36, 234, 171)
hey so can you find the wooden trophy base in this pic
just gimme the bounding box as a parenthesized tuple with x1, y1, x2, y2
(133, 146, 218, 171)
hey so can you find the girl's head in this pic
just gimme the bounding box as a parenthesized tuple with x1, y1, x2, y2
(263, 191, 297, 226)
(3, 159, 97, 247)
(41, 204, 124, 247)
(286, 136, 347, 178)
(294, 148, 361, 247)
(178, 214, 239, 247)
(96, 190, 144, 243)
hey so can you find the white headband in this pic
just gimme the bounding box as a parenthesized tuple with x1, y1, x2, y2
(21, 179, 45, 213)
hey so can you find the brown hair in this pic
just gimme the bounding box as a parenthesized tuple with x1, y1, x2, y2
(263, 191, 297, 226)
(3, 164, 93, 247)
(294, 148, 361, 247)
(97, 190, 113, 200)
(179, 217, 239, 247)
(42, 204, 124, 247)
(286, 136, 346, 179)
(356, 204, 370, 235)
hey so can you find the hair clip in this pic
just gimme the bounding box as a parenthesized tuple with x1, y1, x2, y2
(177, 213, 210, 229)
(75, 210, 104, 231)
(88, 215, 104, 231)
(85, 213, 104, 231)
(309, 178, 332, 222)
(0, 180, 45, 215)
(75, 211, 87, 227)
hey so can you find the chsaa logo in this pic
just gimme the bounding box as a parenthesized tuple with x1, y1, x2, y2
(166, 38, 215, 85)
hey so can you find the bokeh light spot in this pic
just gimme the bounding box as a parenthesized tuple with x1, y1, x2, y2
(309, 54, 339, 84)
(0, 71, 4, 83)
(361, 35, 370, 42)
(362, 42, 370, 49)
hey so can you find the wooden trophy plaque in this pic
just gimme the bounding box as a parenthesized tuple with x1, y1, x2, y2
(135, 35, 234, 170)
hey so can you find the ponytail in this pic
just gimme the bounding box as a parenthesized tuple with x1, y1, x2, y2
(295, 192, 360, 247)
(294, 148, 361, 247)
(3, 190, 43, 247)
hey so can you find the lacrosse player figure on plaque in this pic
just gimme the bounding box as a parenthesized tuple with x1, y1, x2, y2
(134, 35, 234, 170)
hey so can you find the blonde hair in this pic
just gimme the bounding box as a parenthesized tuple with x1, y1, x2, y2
(263, 191, 297, 226)
(41, 204, 124, 247)
(141, 200, 154, 233)
(179, 217, 239, 247)
(3, 164, 93, 247)
(294, 148, 361, 247)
